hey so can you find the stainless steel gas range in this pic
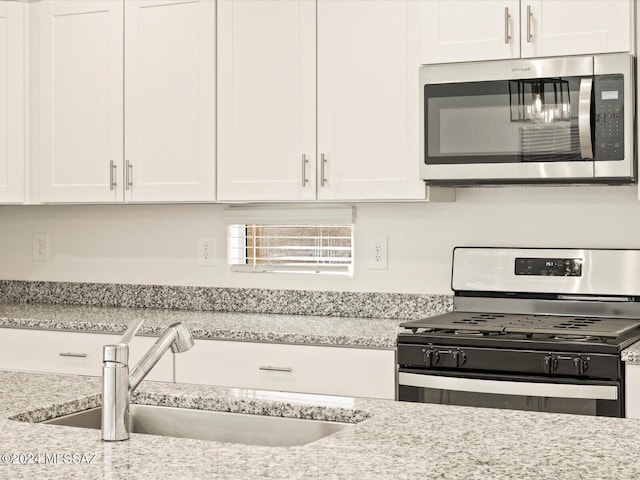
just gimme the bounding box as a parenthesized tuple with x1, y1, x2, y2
(398, 248, 640, 417)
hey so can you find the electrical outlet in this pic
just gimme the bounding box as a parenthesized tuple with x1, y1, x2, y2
(197, 237, 215, 267)
(368, 236, 388, 270)
(32, 233, 49, 262)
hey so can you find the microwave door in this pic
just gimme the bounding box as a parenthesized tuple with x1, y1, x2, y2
(421, 76, 596, 184)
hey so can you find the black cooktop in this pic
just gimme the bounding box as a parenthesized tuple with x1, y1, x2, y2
(399, 312, 640, 353)
(401, 312, 640, 337)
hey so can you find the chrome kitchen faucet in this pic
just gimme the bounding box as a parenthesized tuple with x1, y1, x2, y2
(101, 319, 194, 441)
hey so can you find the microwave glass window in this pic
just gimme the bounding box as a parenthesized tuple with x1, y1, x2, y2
(429, 95, 520, 156)
(425, 77, 583, 165)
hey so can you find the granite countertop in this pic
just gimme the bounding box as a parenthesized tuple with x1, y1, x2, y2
(1, 370, 640, 479)
(623, 341, 640, 363)
(0, 303, 401, 349)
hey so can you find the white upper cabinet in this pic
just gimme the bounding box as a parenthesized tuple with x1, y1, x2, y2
(421, 0, 633, 64)
(520, 1, 633, 59)
(0, 1, 25, 204)
(316, 0, 424, 200)
(217, 0, 316, 202)
(217, 0, 426, 202)
(36, 0, 216, 203)
(124, 0, 215, 202)
(421, 0, 520, 64)
(37, 0, 124, 203)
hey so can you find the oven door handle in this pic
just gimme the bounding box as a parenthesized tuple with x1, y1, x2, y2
(578, 77, 594, 160)
(398, 372, 617, 400)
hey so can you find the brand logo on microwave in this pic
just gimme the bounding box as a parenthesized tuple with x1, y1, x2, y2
(511, 66, 532, 73)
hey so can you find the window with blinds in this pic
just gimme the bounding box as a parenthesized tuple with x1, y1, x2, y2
(229, 224, 354, 274)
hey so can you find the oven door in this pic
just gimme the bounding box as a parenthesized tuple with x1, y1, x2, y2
(398, 370, 622, 417)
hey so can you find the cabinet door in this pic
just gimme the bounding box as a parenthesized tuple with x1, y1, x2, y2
(420, 0, 520, 64)
(217, 0, 316, 202)
(38, 0, 124, 203)
(521, 0, 632, 58)
(0, 1, 24, 204)
(124, 0, 216, 202)
(317, 0, 425, 200)
(175, 340, 396, 400)
(0, 329, 173, 382)
(626, 364, 640, 418)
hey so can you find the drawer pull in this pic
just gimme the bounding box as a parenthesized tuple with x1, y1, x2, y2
(59, 352, 88, 358)
(259, 366, 292, 373)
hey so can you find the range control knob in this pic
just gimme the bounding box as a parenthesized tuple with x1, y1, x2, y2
(572, 356, 589, 376)
(543, 354, 558, 374)
(452, 350, 467, 367)
(422, 348, 440, 367)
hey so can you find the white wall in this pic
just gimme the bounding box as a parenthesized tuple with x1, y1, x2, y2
(0, 184, 639, 295)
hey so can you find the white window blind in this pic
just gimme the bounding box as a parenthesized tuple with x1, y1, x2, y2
(229, 224, 354, 274)
(225, 206, 355, 275)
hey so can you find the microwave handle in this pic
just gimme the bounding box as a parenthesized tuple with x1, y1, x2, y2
(578, 78, 594, 160)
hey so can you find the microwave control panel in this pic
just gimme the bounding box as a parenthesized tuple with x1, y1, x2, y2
(593, 74, 624, 161)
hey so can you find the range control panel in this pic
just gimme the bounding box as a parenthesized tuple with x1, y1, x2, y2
(515, 257, 583, 277)
(594, 74, 624, 161)
(396, 343, 619, 379)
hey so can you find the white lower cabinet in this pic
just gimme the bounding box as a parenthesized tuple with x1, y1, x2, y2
(0, 328, 173, 382)
(626, 363, 640, 418)
(175, 340, 396, 400)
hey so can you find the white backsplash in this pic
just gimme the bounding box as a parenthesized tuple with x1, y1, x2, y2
(0, 184, 637, 294)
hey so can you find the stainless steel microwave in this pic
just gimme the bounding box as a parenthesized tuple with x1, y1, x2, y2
(420, 54, 636, 185)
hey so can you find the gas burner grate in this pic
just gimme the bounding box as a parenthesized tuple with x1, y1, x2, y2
(452, 314, 505, 325)
(553, 317, 607, 329)
(401, 312, 640, 338)
(452, 318, 489, 324)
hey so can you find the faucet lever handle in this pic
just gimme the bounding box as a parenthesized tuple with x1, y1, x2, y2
(103, 343, 129, 365)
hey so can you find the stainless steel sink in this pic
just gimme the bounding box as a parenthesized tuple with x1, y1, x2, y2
(43, 404, 349, 446)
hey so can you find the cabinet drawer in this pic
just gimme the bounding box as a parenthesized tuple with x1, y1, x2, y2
(175, 340, 395, 400)
(626, 364, 640, 418)
(0, 328, 173, 382)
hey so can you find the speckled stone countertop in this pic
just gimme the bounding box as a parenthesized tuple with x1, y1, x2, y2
(0, 280, 453, 320)
(1, 370, 640, 479)
(0, 303, 404, 348)
(623, 341, 640, 363)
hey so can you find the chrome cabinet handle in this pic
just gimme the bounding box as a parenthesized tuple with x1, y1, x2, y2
(59, 352, 88, 358)
(504, 7, 510, 44)
(320, 153, 327, 187)
(526, 5, 533, 42)
(109, 161, 117, 191)
(259, 366, 292, 373)
(578, 78, 594, 160)
(125, 160, 133, 190)
(301, 154, 309, 186)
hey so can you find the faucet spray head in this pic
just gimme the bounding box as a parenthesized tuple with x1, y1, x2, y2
(169, 322, 195, 353)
